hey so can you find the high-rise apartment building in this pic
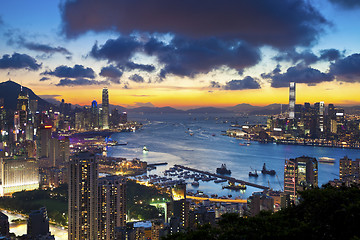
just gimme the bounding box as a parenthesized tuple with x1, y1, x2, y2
(27, 207, 54, 239)
(98, 175, 126, 240)
(284, 156, 318, 201)
(289, 82, 296, 119)
(102, 87, 109, 129)
(339, 156, 360, 184)
(68, 152, 98, 240)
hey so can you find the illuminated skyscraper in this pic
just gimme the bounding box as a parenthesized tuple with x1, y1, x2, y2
(98, 175, 126, 240)
(68, 152, 98, 240)
(284, 156, 318, 201)
(289, 82, 296, 119)
(102, 87, 109, 129)
(91, 100, 99, 129)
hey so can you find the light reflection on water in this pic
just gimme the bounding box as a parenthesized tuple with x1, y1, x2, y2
(2, 211, 67, 240)
(108, 113, 360, 198)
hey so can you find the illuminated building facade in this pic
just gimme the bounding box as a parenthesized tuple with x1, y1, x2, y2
(0, 157, 39, 196)
(339, 156, 360, 184)
(289, 82, 296, 119)
(68, 152, 98, 240)
(98, 175, 126, 240)
(91, 100, 99, 129)
(102, 88, 109, 129)
(167, 184, 189, 232)
(284, 156, 318, 201)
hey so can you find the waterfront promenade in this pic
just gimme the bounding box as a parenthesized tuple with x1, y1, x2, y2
(175, 165, 269, 190)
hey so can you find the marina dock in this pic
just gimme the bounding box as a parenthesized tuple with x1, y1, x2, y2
(175, 164, 269, 190)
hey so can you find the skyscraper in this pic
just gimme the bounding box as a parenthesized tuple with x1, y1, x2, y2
(91, 100, 99, 129)
(68, 152, 98, 240)
(98, 175, 126, 240)
(289, 82, 296, 119)
(102, 87, 109, 129)
(27, 207, 54, 239)
(284, 156, 318, 201)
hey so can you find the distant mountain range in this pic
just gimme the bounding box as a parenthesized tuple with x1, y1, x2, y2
(1, 80, 360, 115)
(0, 80, 54, 111)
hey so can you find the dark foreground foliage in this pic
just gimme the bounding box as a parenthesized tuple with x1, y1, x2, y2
(163, 186, 360, 240)
(127, 179, 170, 220)
(0, 184, 68, 225)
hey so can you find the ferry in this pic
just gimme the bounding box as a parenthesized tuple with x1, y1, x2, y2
(143, 145, 149, 153)
(318, 157, 336, 164)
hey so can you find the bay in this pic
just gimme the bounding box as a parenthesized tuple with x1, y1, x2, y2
(108, 113, 360, 199)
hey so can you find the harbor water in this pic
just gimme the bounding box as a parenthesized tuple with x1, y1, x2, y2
(108, 113, 360, 199)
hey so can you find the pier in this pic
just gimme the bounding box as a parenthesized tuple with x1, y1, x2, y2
(175, 164, 269, 190)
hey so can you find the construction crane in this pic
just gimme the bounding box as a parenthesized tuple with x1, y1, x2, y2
(276, 173, 284, 191)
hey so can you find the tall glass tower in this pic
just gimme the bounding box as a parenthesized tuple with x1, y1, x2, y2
(102, 87, 109, 129)
(289, 82, 296, 119)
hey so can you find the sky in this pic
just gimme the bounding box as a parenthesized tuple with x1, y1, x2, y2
(0, 0, 360, 109)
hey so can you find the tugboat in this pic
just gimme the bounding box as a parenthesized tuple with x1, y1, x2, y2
(216, 164, 231, 175)
(249, 170, 258, 177)
(261, 163, 276, 175)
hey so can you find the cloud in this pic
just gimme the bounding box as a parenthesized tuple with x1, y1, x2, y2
(99, 65, 123, 83)
(23, 42, 72, 56)
(61, 0, 328, 48)
(224, 76, 261, 90)
(266, 65, 334, 88)
(274, 48, 344, 66)
(90, 36, 141, 65)
(319, 49, 343, 61)
(125, 62, 155, 72)
(210, 81, 221, 88)
(0, 53, 41, 70)
(55, 78, 108, 86)
(134, 102, 155, 108)
(145, 36, 261, 78)
(273, 50, 319, 65)
(39, 77, 50, 81)
(329, 53, 360, 82)
(129, 74, 144, 83)
(329, 0, 360, 9)
(42, 64, 96, 79)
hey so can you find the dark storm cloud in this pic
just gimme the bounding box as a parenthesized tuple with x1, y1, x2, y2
(90, 36, 141, 65)
(329, 0, 360, 9)
(210, 81, 221, 88)
(319, 49, 343, 61)
(0, 53, 41, 71)
(266, 66, 334, 88)
(61, 0, 327, 48)
(129, 74, 144, 83)
(329, 53, 360, 82)
(224, 76, 261, 90)
(145, 37, 261, 78)
(56, 78, 108, 86)
(39, 77, 50, 81)
(42, 64, 96, 79)
(99, 65, 123, 84)
(125, 62, 155, 72)
(90, 36, 261, 79)
(274, 49, 343, 65)
(23, 42, 72, 56)
(273, 50, 319, 65)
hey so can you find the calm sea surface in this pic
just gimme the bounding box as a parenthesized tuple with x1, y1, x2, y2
(108, 113, 360, 198)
